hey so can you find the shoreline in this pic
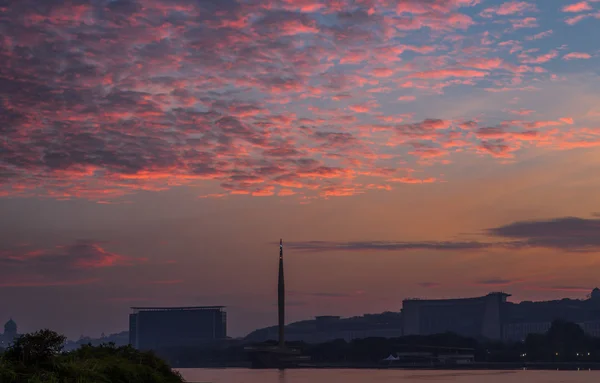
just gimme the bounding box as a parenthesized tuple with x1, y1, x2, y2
(175, 362, 600, 370)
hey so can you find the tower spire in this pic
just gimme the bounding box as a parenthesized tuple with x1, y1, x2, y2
(278, 238, 285, 348)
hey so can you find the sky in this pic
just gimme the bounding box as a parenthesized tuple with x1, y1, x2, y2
(1, 0, 600, 340)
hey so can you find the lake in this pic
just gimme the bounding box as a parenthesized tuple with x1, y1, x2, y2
(177, 369, 600, 383)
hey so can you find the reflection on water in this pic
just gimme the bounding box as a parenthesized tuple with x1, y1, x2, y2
(177, 368, 600, 383)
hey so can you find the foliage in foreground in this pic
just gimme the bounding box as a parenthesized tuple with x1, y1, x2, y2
(0, 329, 184, 383)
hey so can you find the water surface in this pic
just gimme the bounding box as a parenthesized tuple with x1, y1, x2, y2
(177, 368, 600, 383)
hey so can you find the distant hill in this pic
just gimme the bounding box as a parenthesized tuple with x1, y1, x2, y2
(244, 312, 403, 344)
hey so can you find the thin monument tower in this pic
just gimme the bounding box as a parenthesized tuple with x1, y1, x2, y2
(245, 238, 307, 368)
(278, 238, 285, 348)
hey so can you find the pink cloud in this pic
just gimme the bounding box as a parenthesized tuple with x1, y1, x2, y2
(372, 67, 395, 77)
(520, 50, 558, 64)
(560, 117, 575, 125)
(0, 240, 154, 288)
(366, 184, 393, 191)
(478, 140, 518, 158)
(278, 0, 326, 13)
(526, 30, 553, 40)
(565, 14, 592, 24)
(340, 49, 369, 64)
(398, 95, 416, 102)
(481, 1, 537, 16)
(70, 242, 147, 269)
(562, 2, 593, 12)
(461, 57, 505, 70)
(563, 52, 592, 60)
(349, 104, 372, 113)
(408, 69, 488, 79)
(1, 0, 598, 204)
(511, 17, 539, 29)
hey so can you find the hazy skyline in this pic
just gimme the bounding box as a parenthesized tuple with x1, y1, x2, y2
(1, 0, 600, 339)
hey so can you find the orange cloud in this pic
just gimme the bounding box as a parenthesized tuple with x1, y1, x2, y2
(387, 177, 437, 184)
(320, 185, 363, 197)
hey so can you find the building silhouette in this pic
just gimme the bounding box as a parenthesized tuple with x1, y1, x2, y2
(246, 288, 600, 343)
(1, 318, 18, 347)
(502, 291, 600, 341)
(402, 292, 509, 340)
(129, 306, 226, 350)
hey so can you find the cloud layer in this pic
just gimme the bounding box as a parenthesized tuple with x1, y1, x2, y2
(0, 0, 599, 201)
(286, 215, 600, 253)
(0, 240, 147, 287)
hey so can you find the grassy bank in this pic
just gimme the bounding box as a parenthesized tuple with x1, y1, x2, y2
(0, 329, 184, 383)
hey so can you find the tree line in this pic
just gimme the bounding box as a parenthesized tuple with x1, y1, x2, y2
(0, 329, 184, 383)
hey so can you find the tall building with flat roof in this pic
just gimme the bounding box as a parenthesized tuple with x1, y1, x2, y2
(402, 292, 510, 340)
(129, 306, 226, 350)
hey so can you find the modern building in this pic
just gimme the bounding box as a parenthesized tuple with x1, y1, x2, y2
(402, 292, 510, 340)
(129, 306, 226, 350)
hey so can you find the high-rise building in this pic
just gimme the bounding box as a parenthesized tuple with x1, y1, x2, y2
(129, 306, 226, 350)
